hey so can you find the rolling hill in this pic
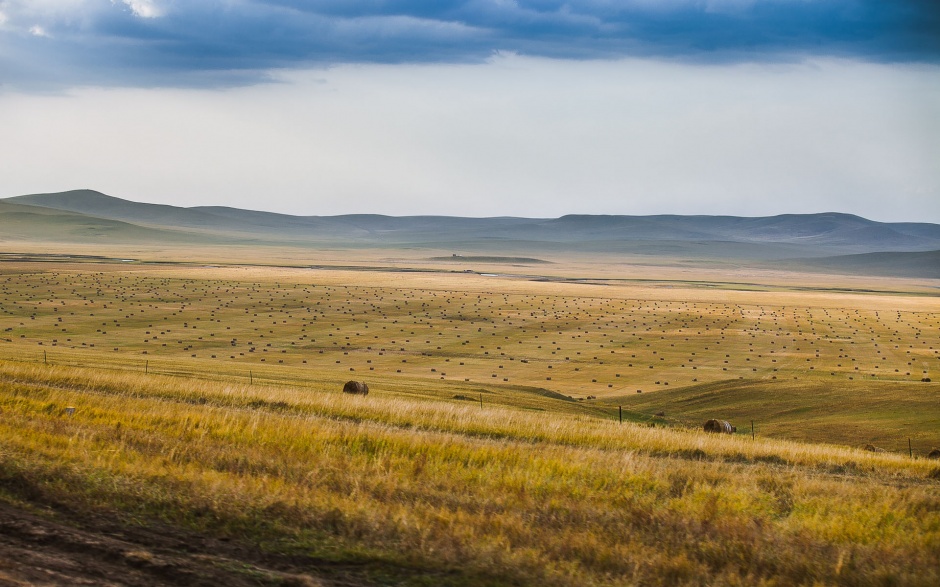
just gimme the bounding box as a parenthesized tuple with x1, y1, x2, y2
(4, 189, 940, 272)
(0, 199, 223, 246)
(778, 249, 940, 279)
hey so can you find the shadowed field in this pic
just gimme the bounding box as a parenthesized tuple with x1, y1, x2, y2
(615, 378, 940, 451)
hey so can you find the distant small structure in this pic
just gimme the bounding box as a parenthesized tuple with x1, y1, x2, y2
(703, 419, 735, 434)
(342, 381, 369, 395)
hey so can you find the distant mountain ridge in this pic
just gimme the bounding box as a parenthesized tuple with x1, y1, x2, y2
(4, 190, 940, 269)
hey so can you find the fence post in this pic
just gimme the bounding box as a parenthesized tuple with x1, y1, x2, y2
(751, 420, 755, 441)
(909, 438, 913, 459)
(479, 393, 483, 409)
(44, 351, 47, 365)
(619, 406, 622, 424)
(249, 370, 253, 385)
(145, 360, 148, 374)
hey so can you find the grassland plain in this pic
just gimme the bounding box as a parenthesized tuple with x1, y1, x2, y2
(1, 261, 937, 444)
(0, 258, 939, 585)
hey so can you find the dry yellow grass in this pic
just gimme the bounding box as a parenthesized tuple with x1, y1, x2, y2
(1, 360, 938, 586)
(2, 261, 937, 405)
(0, 258, 938, 584)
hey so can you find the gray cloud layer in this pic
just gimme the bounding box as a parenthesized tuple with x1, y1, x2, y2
(1, 1, 938, 89)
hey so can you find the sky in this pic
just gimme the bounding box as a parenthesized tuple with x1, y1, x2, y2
(1, 1, 938, 222)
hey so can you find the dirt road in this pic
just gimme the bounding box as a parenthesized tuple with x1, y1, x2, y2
(0, 502, 363, 586)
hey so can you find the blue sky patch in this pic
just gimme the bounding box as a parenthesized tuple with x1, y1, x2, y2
(1, 0, 938, 89)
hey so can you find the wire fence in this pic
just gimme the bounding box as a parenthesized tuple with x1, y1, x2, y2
(2, 347, 936, 459)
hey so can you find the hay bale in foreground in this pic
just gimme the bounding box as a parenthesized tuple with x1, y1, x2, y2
(342, 381, 369, 395)
(703, 419, 735, 434)
(927, 448, 940, 459)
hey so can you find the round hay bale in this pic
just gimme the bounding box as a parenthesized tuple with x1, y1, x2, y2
(927, 448, 940, 459)
(342, 380, 369, 395)
(864, 444, 886, 453)
(703, 419, 735, 434)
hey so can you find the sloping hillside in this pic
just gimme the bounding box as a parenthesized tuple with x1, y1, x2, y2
(0, 200, 220, 245)
(780, 249, 940, 279)
(5, 190, 940, 266)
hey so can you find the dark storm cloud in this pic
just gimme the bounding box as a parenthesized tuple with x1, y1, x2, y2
(1, 0, 938, 89)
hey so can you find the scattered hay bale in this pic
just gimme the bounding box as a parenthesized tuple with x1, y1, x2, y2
(342, 381, 369, 395)
(922, 377, 932, 382)
(927, 448, 940, 459)
(703, 419, 735, 434)
(864, 444, 886, 453)
(655, 411, 665, 417)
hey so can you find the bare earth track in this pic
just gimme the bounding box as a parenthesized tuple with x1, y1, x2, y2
(0, 502, 362, 587)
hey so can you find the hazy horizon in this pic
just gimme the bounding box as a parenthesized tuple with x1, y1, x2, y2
(8, 187, 940, 226)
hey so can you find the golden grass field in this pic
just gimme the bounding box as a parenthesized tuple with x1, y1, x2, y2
(0, 252, 938, 585)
